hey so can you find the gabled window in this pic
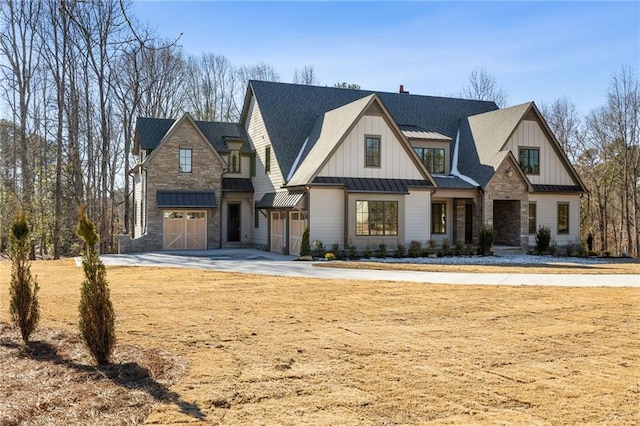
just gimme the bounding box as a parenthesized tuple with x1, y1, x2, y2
(529, 203, 537, 234)
(414, 147, 445, 174)
(519, 148, 539, 175)
(365, 136, 381, 167)
(265, 146, 271, 174)
(431, 202, 446, 234)
(229, 150, 241, 173)
(179, 148, 192, 173)
(558, 203, 569, 234)
(356, 201, 398, 236)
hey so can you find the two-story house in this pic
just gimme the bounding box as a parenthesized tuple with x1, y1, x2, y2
(119, 80, 586, 255)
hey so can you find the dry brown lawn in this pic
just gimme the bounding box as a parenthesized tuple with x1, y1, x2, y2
(1, 259, 638, 425)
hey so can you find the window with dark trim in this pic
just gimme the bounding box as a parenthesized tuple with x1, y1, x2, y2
(229, 150, 241, 173)
(558, 203, 569, 234)
(265, 146, 271, 173)
(529, 203, 537, 234)
(356, 200, 398, 236)
(414, 147, 445, 173)
(254, 208, 259, 228)
(519, 148, 539, 174)
(179, 148, 192, 173)
(431, 202, 446, 234)
(365, 136, 381, 167)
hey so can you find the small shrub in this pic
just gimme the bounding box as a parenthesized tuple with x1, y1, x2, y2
(330, 243, 343, 260)
(535, 226, 551, 254)
(347, 240, 358, 259)
(441, 238, 451, 256)
(376, 243, 387, 258)
(325, 252, 336, 261)
(586, 233, 594, 252)
(549, 240, 558, 256)
(454, 239, 464, 256)
(427, 239, 436, 255)
(576, 242, 587, 257)
(408, 240, 422, 258)
(299, 227, 311, 257)
(312, 240, 325, 258)
(564, 241, 576, 257)
(465, 243, 475, 256)
(393, 244, 406, 258)
(9, 212, 40, 344)
(478, 226, 496, 256)
(363, 246, 372, 258)
(77, 207, 116, 365)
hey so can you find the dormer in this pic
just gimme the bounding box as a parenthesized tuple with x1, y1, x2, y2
(401, 125, 453, 175)
(224, 136, 244, 174)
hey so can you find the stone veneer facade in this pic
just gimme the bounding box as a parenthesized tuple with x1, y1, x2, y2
(483, 156, 530, 248)
(119, 119, 224, 253)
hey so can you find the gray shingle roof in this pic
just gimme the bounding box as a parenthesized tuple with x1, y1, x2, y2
(136, 117, 248, 154)
(532, 184, 584, 193)
(156, 190, 217, 208)
(247, 80, 499, 182)
(432, 175, 478, 189)
(312, 176, 433, 193)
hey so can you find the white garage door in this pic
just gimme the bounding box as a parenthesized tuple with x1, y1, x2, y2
(289, 212, 304, 257)
(270, 211, 285, 253)
(163, 211, 207, 250)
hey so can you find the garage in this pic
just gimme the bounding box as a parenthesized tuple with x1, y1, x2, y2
(156, 190, 217, 250)
(163, 211, 207, 250)
(289, 211, 305, 256)
(270, 211, 285, 253)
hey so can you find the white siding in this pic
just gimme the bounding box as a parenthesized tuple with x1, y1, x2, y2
(505, 120, 574, 185)
(245, 95, 280, 247)
(405, 189, 431, 245)
(317, 115, 423, 180)
(309, 188, 344, 247)
(133, 170, 143, 237)
(527, 194, 581, 246)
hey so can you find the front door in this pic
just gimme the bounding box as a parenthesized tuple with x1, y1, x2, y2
(227, 204, 240, 242)
(465, 204, 473, 244)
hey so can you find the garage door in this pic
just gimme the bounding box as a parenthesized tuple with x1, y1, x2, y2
(270, 211, 285, 253)
(289, 212, 304, 256)
(163, 211, 207, 250)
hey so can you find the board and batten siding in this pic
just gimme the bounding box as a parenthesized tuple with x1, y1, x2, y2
(317, 115, 423, 180)
(527, 194, 581, 246)
(309, 187, 344, 246)
(404, 189, 431, 245)
(244, 95, 281, 247)
(505, 120, 574, 186)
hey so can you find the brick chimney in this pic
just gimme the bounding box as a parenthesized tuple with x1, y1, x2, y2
(399, 84, 409, 94)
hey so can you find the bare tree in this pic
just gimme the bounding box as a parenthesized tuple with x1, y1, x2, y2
(293, 65, 318, 85)
(460, 68, 509, 107)
(540, 96, 582, 163)
(238, 61, 280, 83)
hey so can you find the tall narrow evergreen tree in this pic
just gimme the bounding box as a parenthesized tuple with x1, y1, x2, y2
(76, 207, 116, 365)
(9, 212, 40, 344)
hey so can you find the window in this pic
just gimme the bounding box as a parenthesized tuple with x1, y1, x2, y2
(250, 152, 256, 177)
(414, 147, 445, 173)
(254, 208, 259, 228)
(519, 148, 539, 174)
(431, 202, 446, 234)
(558, 203, 569, 234)
(265, 146, 271, 173)
(529, 203, 537, 234)
(179, 148, 192, 173)
(365, 136, 381, 167)
(356, 201, 398, 236)
(229, 150, 241, 173)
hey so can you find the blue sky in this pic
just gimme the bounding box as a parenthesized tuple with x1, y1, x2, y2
(133, 1, 639, 114)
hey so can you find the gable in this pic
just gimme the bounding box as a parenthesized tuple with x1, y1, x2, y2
(504, 119, 577, 186)
(317, 113, 425, 181)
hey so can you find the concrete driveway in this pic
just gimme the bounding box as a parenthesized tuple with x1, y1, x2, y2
(96, 249, 640, 287)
